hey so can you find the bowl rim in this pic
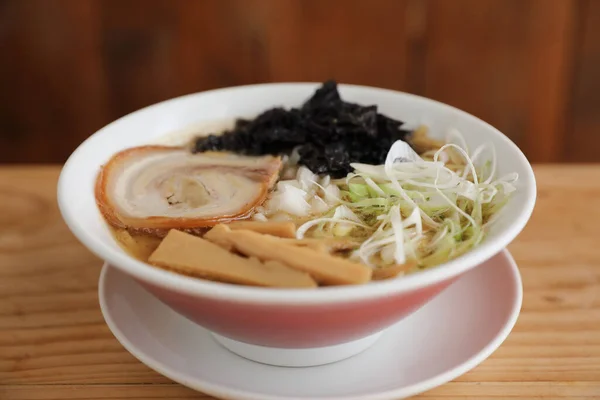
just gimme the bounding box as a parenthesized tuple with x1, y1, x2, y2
(57, 82, 537, 305)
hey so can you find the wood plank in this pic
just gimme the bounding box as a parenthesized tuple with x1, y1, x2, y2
(0, 165, 598, 400)
(567, 0, 600, 162)
(234, 0, 413, 90)
(99, 0, 182, 117)
(171, 0, 271, 93)
(99, 0, 263, 115)
(422, 0, 578, 162)
(0, 0, 109, 163)
(1, 0, 587, 165)
(1, 382, 599, 399)
(0, 385, 209, 400)
(0, 168, 167, 385)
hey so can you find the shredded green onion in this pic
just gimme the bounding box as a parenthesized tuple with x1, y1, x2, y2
(270, 129, 518, 273)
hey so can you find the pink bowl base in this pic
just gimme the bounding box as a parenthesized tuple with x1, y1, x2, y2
(137, 275, 457, 357)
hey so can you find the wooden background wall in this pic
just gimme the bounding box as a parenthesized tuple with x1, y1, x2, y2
(0, 0, 598, 164)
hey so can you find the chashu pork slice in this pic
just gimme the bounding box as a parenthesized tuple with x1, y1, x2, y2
(95, 146, 282, 235)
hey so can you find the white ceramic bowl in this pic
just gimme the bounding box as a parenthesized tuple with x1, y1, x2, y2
(58, 83, 536, 367)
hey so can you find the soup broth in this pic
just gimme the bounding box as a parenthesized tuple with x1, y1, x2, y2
(109, 226, 162, 262)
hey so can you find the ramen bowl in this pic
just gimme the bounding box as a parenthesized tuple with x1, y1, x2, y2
(58, 83, 536, 367)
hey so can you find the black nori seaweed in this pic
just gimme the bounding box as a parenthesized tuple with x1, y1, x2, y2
(193, 80, 413, 178)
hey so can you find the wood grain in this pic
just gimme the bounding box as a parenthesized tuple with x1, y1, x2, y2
(0, 0, 589, 164)
(1, 382, 599, 399)
(0, 165, 599, 399)
(244, 0, 412, 90)
(0, 0, 416, 164)
(568, 0, 600, 162)
(0, 0, 109, 163)
(422, 0, 578, 162)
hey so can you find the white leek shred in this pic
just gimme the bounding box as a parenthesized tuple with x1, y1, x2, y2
(269, 182, 311, 216)
(252, 213, 268, 222)
(296, 214, 371, 239)
(389, 206, 406, 264)
(264, 129, 517, 271)
(263, 166, 341, 218)
(332, 205, 363, 222)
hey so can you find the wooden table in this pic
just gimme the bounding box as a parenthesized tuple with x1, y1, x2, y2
(0, 165, 599, 400)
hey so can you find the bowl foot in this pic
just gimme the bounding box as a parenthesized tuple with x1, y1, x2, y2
(211, 331, 384, 367)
